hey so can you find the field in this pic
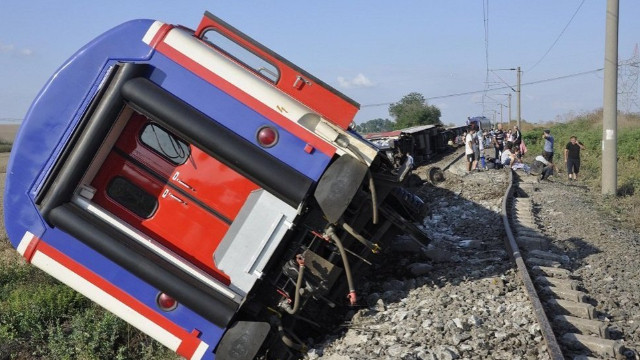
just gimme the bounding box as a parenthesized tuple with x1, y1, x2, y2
(517, 110, 640, 230)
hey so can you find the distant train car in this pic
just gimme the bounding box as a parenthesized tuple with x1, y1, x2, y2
(364, 124, 461, 167)
(467, 116, 492, 132)
(4, 11, 428, 359)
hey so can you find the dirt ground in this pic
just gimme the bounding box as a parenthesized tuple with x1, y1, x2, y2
(0, 124, 19, 143)
(0, 152, 21, 265)
(0, 125, 21, 262)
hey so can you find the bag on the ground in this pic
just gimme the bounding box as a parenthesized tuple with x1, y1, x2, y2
(529, 160, 545, 176)
(486, 157, 496, 169)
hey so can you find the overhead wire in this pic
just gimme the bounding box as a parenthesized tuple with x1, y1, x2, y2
(527, 0, 587, 73)
(360, 67, 604, 108)
(482, 0, 491, 114)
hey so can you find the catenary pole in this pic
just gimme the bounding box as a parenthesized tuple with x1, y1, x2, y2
(508, 93, 512, 126)
(517, 67, 521, 130)
(602, 0, 618, 195)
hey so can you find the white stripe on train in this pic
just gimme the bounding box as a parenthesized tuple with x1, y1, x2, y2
(141, 21, 377, 164)
(17, 231, 209, 360)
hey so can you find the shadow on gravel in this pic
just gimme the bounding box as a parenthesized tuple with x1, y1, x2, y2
(314, 159, 616, 358)
(352, 163, 525, 318)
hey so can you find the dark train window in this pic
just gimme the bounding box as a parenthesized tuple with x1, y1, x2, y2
(107, 177, 158, 218)
(140, 124, 190, 165)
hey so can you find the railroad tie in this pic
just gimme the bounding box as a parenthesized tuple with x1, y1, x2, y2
(531, 266, 572, 279)
(535, 276, 581, 290)
(526, 257, 561, 268)
(528, 250, 570, 264)
(516, 236, 549, 251)
(561, 333, 626, 359)
(539, 286, 588, 303)
(546, 299, 596, 319)
(554, 315, 610, 339)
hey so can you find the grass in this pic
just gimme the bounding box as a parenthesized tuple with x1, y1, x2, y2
(518, 110, 640, 230)
(0, 135, 175, 358)
(0, 256, 178, 359)
(0, 140, 11, 153)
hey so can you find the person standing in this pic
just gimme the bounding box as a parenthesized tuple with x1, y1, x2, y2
(564, 136, 586, 181)
(492, 123, 505, 161)
(477, 129, 486, 170)
(512, 126, 522, 148)
(465, 128, 476, 172)
(542, 129, 554, 163)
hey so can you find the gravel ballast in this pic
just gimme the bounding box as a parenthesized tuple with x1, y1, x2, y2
(308, 148, 639, 359)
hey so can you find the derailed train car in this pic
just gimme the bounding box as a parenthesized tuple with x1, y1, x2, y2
(4, 12, 428, 359)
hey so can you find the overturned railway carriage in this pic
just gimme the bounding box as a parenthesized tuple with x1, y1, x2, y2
(4, 12, 427, 360)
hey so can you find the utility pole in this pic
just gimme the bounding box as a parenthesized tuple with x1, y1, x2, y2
(517, 66, 522, 130)
(508, 93, 512, 126)
(602, 0, 618, 195)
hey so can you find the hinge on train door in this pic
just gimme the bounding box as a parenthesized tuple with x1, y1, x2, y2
(293, 75, 311, 90)
(77, 184, 96, 200)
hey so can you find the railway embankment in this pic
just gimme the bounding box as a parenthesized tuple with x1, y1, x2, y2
(309, 147, 639, 359)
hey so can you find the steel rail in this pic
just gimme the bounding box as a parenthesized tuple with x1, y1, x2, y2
(501, 169, 564, 360)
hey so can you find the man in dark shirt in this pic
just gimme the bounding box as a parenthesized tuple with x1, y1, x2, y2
(512, 125, 522, 148)
(564, 136, 586, 181)
(492, 123, 505, 161)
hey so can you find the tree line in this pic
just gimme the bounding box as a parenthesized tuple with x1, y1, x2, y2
(354, 92, 442, 134)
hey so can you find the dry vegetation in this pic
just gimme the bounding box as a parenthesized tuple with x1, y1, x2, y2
(519, 110, 640, 231)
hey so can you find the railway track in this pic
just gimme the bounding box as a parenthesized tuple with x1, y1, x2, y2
(307, 150, 637, 359)
(503, 170, 630, 359)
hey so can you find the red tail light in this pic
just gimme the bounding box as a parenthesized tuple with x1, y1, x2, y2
(257, 126, 278, 147)
(157, 292, 178, 311)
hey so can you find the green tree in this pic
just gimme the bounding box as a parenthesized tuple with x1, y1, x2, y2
(389, 92, 441, 129)
(354, 118, 395, 134)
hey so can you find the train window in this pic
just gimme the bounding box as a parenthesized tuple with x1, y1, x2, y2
(139, 123, 191, 165)
(201, 29, 279, 83)
(106, 177, 158, 219)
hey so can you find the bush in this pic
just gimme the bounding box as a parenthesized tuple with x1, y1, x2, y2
(0, 263, 178, 359)
(520, 110, 640, 232)
(47, 307, 176, 360)
(0, 140, 12, 152)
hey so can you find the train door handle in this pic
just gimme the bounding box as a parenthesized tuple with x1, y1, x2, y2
(293, 75, 311, 90)
(162, 189, 187, 205)
(172, 172, 194, 191)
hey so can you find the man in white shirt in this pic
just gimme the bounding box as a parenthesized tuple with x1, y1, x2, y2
(465, 129, 476, 172)
(532, 155, 555, 181)
(501, 142, 515, 167)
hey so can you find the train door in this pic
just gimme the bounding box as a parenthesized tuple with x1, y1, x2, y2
(89, 113, 260, 283)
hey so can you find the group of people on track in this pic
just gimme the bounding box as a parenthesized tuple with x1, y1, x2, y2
(464, 123, 586, 182)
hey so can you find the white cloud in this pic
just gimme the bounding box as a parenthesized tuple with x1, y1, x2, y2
(470, 93, 483, 103)
(0, 42, 14, 53)
(337, 73, 374, 89)
(0, 41, 34, 56)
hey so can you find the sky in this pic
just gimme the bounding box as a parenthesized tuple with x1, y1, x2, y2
(1, 1, 639, 127)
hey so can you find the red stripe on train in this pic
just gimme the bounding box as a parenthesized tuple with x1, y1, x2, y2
(22, 234, 205, 359)
(154, 40, 337, 158)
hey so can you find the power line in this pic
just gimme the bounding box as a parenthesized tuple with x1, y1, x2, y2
(360, 67, 604, 108)
(482, 0, 491, 114)
(527, 0, 586, 73)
